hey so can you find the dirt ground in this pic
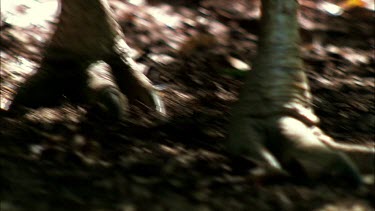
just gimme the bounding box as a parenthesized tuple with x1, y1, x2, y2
(1, 0, 374, 210)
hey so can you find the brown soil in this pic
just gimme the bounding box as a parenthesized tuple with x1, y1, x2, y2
(1, 0, 374, 210)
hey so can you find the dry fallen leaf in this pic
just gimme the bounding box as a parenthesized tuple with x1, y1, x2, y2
(339, 0, 366, 10)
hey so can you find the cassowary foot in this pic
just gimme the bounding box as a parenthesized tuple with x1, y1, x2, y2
(278, 117, 362, 186)
(105, 55, 165, 115)
(88, 59, 165, 116)
(226, 116, 363, 187)
(86, 85, 128, 121)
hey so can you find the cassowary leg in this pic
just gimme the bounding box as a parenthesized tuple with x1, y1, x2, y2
(7, 58, 88, 115)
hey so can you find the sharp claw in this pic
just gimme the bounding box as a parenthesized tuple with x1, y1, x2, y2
(288, 147, 363, 187)
(149, 89, 166, 115)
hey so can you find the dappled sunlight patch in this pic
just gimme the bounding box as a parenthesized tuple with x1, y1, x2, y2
(0, 55, 38, 110)
(148, 53, 176, 65)
(315, 200, 372, 211)
(24, 104, 85, 126)
(325, 45, 371, 65)
(1, 0, 59, 28)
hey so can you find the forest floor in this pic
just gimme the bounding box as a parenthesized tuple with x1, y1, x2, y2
(1, 0, 374, 210)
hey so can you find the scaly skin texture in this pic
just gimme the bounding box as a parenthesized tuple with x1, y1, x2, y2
(227, 0, 362, 185)
(85, 61, 129, 120)
(8, 0, 165, 116)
